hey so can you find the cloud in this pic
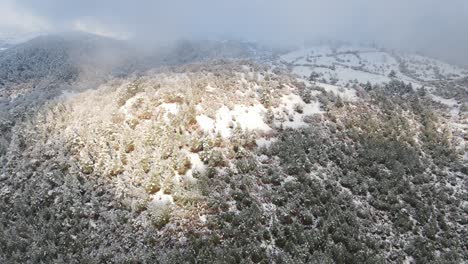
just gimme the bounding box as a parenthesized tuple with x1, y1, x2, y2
(73, 18, 130, 40)
(4, 0, 468, 66)
(0, 0, 50, 37)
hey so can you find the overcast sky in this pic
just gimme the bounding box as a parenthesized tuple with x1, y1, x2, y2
(1, 0, 468, 66)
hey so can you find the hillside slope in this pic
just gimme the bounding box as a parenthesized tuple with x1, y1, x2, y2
(277, 44, 468, 86)
(0, 42, 467, 263)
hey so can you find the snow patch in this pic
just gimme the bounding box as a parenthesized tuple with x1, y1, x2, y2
(431, 95, 460, 118)
(206, 85, 216, 92)
(231, 104, 271, 132)
(319, 83, 358, 101)
(189, 153, 206, 173)
(199, 215, 207, 223)
(274, 93, 323, 128)
(150, 190, 174, 206)
(256, 137, 277, 148)
(198, 104, 271, 137)
(196, 115, 215, 132)
(159, 103, 179, 115)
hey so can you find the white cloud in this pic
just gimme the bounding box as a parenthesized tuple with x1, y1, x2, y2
(0, 0, 50, 37)
(73, 18, 130, 40)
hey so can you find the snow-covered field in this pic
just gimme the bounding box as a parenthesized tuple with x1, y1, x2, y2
(278, 44, 468, 87)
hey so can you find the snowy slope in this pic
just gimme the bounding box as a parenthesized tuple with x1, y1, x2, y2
(276, 44, 468, 159)
(0, 40, 11, 52)
(278, 44, 468, 87)
(1, 36, 467, 263)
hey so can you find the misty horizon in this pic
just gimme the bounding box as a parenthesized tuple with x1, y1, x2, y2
(1, 0, 468, 67)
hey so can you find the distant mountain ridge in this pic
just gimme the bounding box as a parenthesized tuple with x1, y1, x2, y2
(0, 33, 133, 88)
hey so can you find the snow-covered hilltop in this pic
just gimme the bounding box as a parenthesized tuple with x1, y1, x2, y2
(0, 35, 467, 263)
(276, 44, 468, 86)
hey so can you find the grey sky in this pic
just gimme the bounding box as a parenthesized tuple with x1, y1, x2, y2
(2, 0, 468, 66)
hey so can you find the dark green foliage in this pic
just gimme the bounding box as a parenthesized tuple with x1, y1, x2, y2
(167, 91, 466, 263)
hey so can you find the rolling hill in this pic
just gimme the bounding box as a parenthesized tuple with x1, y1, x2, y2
(0, 35, 467, 263)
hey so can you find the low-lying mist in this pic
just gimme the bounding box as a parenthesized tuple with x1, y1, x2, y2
(2, 0, 468, 67)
